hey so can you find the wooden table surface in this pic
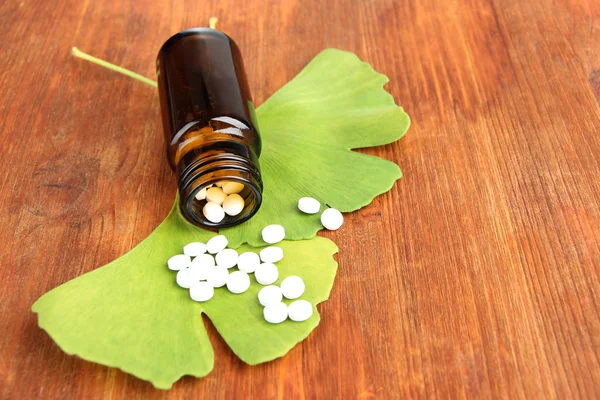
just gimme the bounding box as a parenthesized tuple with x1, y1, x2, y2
(2, 0, 600, 398)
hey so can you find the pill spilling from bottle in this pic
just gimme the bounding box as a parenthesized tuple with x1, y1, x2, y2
(195, 187, 344, 234)
(165, 197, 346, 324)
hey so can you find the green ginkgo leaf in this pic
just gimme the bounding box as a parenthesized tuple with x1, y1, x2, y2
(223, 49, 410, 247)
(33, 202, 338, 389)
(32, 48, 409, 389)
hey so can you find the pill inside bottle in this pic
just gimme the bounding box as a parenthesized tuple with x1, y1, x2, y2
(156, 28, 263, 228)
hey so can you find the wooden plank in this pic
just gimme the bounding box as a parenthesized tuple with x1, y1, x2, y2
(0, 0, 599, 397)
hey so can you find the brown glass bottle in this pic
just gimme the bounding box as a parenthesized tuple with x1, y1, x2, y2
(156, 28, 263, 228)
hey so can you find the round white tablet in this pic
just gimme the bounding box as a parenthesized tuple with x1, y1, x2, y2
(188, 263, 212, 282)
(259, 246, 284, 263)
(262, 224, 285, 244)
(191, 253, 215, 268)
(206, 235, 228, 254)
(189, 254, 215, 281)
(254, 263, 279, 285)
(176, 268, 193, 289)
(183, 242, 207, 257)
(206, 187, 227, 205)
(195, 187, 207, 201)
(167, 254, 191, 271)
(207, 267, 229, 288)
(223, 194, 245, 216)
(222, 181, 245, 195)
(226, 271, 251, 294)
(189, 281, 214, 302)
(320, 208, 344, 230)
(203, 202, 225, 223)
(298, 197, 321, 214)
(258, 285, 283, 306)
(263, 302, 288, 324)
(288, 300, 313, 322)
(216, 248, 238, 269)
(280, 276, 305, 299)
(237, 252, 261, 273)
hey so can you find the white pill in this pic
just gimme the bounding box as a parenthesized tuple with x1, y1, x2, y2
(176, 268, 193, 288)
(237, 252, 261, 273)
(259, 246, 284, 263)
(320, 208, 344, 230)
(222, 181, 245, 195)
(298, 197, 321, 214)
(262, 224, 285, 244)
(203, 202, 225, 223)
(195, 187, 207, 201)
(206, 187, 227, 205)
(183, 242, 207, 257)
(216, 248, 238, 269)
(258, 285, 283, 306)
(207, 267, 229, 287)
(223, 194, 245, 216)
(189, 265, 212, 282)
(189, 281, 214, 302)
(263, 302, 288, 324)
(191, 253, 215, 268)
(255, 263, 279, 285)
(167, 254, 191, 271)
(288, 300, 313, 322)
(206, 235, 228, 254)
(226, 271, 251, 294)
(280, 276, 305, 299)
(189, 254, 215, 281)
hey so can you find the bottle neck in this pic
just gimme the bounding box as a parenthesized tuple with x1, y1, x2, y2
(177, 150, 263, 228)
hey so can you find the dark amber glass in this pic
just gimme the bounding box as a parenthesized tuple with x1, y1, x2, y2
(156, 28, 263, 228)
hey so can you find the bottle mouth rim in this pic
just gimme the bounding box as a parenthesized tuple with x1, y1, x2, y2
(179, 152, 260, 189)
(179, 161, 263, 229)
(180, 175, 262, 228)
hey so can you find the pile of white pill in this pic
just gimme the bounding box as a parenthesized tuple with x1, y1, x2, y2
(167, 196, 345, 326)
(166, 223, 313, 324)
(195, 181, 246, 224)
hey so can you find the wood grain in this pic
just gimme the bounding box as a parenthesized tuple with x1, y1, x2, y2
(1, 0, 599, 398)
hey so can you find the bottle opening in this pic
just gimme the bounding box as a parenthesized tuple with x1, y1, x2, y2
(183, 175, 262, 229)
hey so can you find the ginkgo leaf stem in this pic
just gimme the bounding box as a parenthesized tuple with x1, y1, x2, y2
(71, 46, 158, 88)
(71, 16, 219, 88)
